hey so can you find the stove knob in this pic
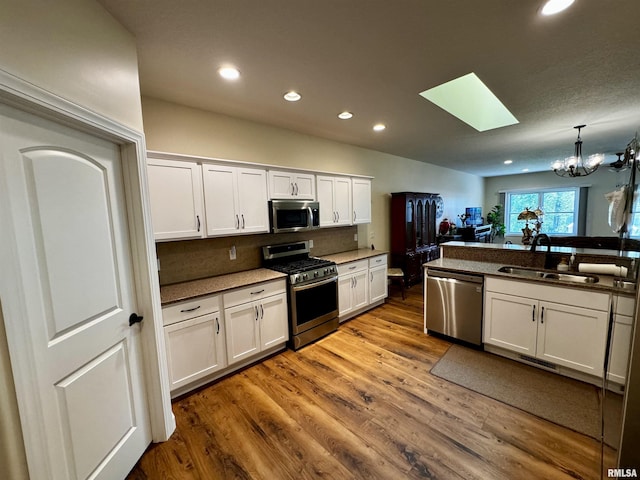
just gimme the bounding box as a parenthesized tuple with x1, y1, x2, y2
(303, 273, 308, 280)
(314, 271, 319, 277)
(293, 274, 300, 283)
(324, 268, 329, 274)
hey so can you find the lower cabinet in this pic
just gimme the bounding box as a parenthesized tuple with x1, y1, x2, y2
(484, 277, 610, 378)
(224, 280, 288, 365)
(162, 294, 226, 390)
(608, 295, 635, 384)
(338, 254, 388, 320)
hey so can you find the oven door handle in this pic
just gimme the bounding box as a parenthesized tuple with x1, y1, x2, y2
(292, 275, 337, 292)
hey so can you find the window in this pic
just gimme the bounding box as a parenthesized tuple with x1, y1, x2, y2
(505, 187, 580, 235)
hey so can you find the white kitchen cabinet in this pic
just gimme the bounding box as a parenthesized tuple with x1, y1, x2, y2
(608, 295, 635, 384)
(338, 260, 369, 317)
(223, 280, 288, 365)
(368, 255, 388, 303)
(202, 163, 269, 236)
(268, 170, 315, 199)
(484, 277, 610, 377)
(352, 178, 372, 224)
(147, 158, 205, 241)
(317, 175, 352, 227)
(162, 294, 226, 391)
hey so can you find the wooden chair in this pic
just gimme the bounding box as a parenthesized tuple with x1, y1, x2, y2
(387, 267, 405, 300)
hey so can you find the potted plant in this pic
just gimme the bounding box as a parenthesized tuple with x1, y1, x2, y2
(486, 205, 506, 242)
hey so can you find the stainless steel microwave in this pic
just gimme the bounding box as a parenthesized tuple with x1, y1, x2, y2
(269, 200, 320, 233)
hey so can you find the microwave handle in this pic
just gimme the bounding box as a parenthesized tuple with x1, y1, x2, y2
(308, 206, 314, 228)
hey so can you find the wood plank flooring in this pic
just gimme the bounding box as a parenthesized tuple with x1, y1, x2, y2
(127, 285, 611, 479)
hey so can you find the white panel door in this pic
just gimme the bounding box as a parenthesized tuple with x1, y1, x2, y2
(202, 163, 239, 236)
(236, 167, 269, 233)
(259, 293, 288, 350)
(483, 292, 537, 355)
(268, 170, 296, 198)
(292, 173, 316, 199)
(147, 158, 205, 240)
(352, 270, 369, 311)
(317, 175, 336, 226)
(0, 104, 151, 479)
(225, 302, 260, 364)
(338, 274, 355, 316)
(334, 176, 352, 226)
(369, 265, 388, 303)
(352, 178, 371, 224)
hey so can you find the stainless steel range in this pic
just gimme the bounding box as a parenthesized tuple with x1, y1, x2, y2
(263, 241, 338, 350)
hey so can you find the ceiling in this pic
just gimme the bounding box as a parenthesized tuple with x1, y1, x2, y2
(98, 0, 640, 177)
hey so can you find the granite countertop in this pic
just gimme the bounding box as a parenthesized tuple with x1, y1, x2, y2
(160, 268, 287, 306)
(320, 248, 388, 264)
(424, 257, 636, 296)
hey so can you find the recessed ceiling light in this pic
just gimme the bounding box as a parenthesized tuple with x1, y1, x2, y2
(284, 91, 301, 102)
(373, 124, 386, 132)
(338, 111, 353, 120)
(541, 0, 575, 16)
(504, 160, 513, 165)
(419, 72, 519, 132)
(218, 66, 240, 80)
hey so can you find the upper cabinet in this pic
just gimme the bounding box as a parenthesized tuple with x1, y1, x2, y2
(268, 170, 315, 200)
(147, 158, 205, 241)
(317, 175, 352, 227)
(352, 178, 371, 224)
(202, 164, 269, 236)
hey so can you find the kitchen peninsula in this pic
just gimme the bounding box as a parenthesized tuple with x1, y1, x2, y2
(424, 241, 636, 388)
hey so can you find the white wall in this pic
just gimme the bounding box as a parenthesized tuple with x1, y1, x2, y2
(142, 96, 485, 251)
(484, 168, 624, 241)
(0, 0, 144, 132)
(0, 2, 144, 478)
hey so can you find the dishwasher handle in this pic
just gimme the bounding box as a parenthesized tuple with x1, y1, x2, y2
(427, 270, 483, 284)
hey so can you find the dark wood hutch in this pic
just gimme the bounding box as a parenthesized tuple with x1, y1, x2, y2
(390, 192, 440, 286)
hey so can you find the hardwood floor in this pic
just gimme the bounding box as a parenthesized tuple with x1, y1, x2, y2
(128, 285, 610, 479)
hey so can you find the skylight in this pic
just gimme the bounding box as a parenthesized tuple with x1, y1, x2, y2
(419, 73, 519, 132)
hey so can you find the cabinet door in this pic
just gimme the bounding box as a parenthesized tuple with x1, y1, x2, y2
(202, 164, 240, 236)
(317, 175, 336, 226)
(483, 292, 537, 355)
(293, 173, 315, 199)
(338, 274, 354, 316)
(608, 316, 633, 384)
(147, 158, 205, 240)
(268, 170, 295, 199)
(260, 292, 288, 350)
(237, 167, 269, 233)
(352, 178, 371, 224)
(164, 313, 225, 390)
(536, 301, 609, 377)
(352, 270, 369, 311)
(225, 301, 260, 365)
(369, 264, 388, 303)
(334, 176, 352, 226)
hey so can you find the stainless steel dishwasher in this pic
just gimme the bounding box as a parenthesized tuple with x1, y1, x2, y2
(425, 268, 483, 346)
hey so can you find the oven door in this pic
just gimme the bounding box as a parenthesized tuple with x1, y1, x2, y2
(290, 275, 338, 335)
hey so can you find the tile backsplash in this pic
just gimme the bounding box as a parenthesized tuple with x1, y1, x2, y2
(156, 226, 358, 285)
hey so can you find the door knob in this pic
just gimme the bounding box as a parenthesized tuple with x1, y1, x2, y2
(129, 313, 143, 326)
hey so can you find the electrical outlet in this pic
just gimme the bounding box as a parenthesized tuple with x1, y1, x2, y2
(354, 234, 358, 242)
(229, 245, 236, 260)
(309, 240, 314, 248)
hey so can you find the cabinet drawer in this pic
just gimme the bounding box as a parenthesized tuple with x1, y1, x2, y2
(223, 279, 287, 309)
(338, 259, 368, 275)
(368, 255, 387, 268)
(615, 295, 636, 317)
(163, 294, 220, 326)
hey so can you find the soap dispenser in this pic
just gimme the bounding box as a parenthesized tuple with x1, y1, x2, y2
(557, 258, 569, 271)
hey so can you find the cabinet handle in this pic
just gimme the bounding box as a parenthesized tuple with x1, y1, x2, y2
(370, 271, 373, 282)
(354, 277, 357, 288)
(255, 305, 259, 321)
(541, 306, 545, 324)
(250, 289, 265, 295)
(241, 214, 245, 229)
(532, 305, 536, 322)
(180, 305, 201, 313)
(349, 266, 356, 270)
(337, 211, 340, 222)
(291, 183, 295, 195)
(353, 211, 356, 222)
(215, 317, 220, 334)
(260, 304, 264, 319)
(294, 183, 298, 195)
(196, 215, 201, 232)
(235, 214, 240, 229)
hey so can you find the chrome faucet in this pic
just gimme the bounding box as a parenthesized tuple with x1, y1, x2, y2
(530, 233, 551, 252)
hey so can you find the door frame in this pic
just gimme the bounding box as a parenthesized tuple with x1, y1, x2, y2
(0, 68, 175, 478)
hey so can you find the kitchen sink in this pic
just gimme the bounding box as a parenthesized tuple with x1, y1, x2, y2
(498, 266, 599, 284)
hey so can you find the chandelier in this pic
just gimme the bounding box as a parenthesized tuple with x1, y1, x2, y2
(552, 125, 605, 177)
